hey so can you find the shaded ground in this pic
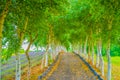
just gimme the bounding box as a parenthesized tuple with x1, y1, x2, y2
(47, 53, 98, 80)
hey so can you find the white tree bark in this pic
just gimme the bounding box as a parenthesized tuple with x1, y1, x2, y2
(107, 42, 111, 80)
(54, 47, 57, 58)
(15, 58, 18, 80)
(27, 63, 31, 80)
(41, 55, 44, 70)
(99, 54, 104, 76)
(96, 45, 99, 68)
(92, 45, 94, 65)
(51, 51, 53, 61)
(45, 53, 48, 67)
(0, 52, 2, 80)
(80, 44, 82, 54)
(16, 54, 21, 80)
(88, 44, 91, 62)
(99, 41, 104, 76)
(53, 47, 56, 60)
(84, 42, 87, 54)
(84, 37, 88, 58)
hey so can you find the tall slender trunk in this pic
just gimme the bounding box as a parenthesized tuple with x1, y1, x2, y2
(55, 46, 58, 59)
(0, 0, 11, 79)
(99, 39, 104, 76)
(0, 36, 2, 80)
(45, 45, 49, 67)
(44, 23, 53, 67)
(88, 42, 90, 62)
(77, 45, 79, 54)
(50, 46, 53, 64)
(25, 33, 38, 80)
(49, 44, 53, 64)
(52, 44, 55, 60)
(15, 53, 21, 80)
(106, 19, 113, 80)
(84, 36, 88, 58)
(25, 42, 32, 80)
(45, 53, 48, 67)
(92, 43, 94, 65)
(54, 47, 57, 59)
(84, 43, 86, 54)
(41, 55, 44, 70)
(45, 31, 50, 67)
(55, 46, 59, 55)
(15, 17, 28, 80)
(96, 45, 99, 68)
(88, 41, 91, 62)
(0, 49, 2, 80)
(107, 40, 111, 80)
(80, 44, 82, 54)
(53, 49, 56, 60)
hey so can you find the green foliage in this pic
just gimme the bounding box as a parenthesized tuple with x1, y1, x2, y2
(110, 45, 120, 56)
(0, 0, 120, 60)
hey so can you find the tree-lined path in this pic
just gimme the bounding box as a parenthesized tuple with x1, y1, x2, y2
(47, 53, 99, 80)
(1, 0, 120, 80)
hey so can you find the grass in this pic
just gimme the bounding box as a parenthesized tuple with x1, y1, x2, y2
(103, 56, 120, 66)
(103, 56, 120, 80)
(80, 53, 120, 80)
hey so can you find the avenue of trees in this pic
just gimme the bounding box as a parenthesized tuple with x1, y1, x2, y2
(0, 0, 120, 80)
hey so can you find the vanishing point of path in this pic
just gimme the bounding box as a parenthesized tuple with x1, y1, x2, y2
(47, 53, 98, 80)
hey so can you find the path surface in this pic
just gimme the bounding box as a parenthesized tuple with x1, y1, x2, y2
(47, 53, 98, 80)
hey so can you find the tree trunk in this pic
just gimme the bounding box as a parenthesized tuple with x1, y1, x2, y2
(15, 54, 21, 80)
(25, 33, 38, 80)
(87, 35, 91, 62)
(0, 36, 2, 80)
(44, 25, 51, 67)
(84, 42, 86, 54)
(77, 45, 79, 54)
(84, 36, 88, 58)
(80, 44, 82, 54)
(88, 45, 90, 62)
(55, 46, 58, 59)
(41, 55, 45, 71)
(99, 40, 104, 76)
(0, 0, 11, 79)
(25, 42, 32, 80)
(107, 41, 111, 80)
(45, 53, 48, 66)
(0, 50, 1, 80)
(92, 43, 94, 65)
(51, 44, 55, 60)
(49, 44, 53, 64)
(15, 17, 28, 80)
(106, 19, 113, 80)
(50, 52, 53, 63)
(45, 45, 49, 67)
(96, 45, 99, 68)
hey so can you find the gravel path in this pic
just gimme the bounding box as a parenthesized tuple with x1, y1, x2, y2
(47, 53, 98, 80)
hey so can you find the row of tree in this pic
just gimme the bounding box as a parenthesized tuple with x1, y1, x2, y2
(52, 0, 120, 80)
(0, 0, 68, 80)
(0, 0, 120, 80)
